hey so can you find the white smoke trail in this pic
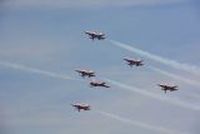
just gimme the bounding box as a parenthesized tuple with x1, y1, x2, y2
(109, 40, 200, 75)
(105, 78, 200, 111)
(0, 61, 80, 81)
(96, 111, 186, 134)
(149, 66, 200, 88)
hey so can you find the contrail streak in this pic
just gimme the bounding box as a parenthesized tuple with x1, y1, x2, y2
(0, 61, 80, 81)
(105, 78, 200, 111)
(109, 40, 200, 75)
(149, 66, 200, 88)
(96, 111, 187, 134)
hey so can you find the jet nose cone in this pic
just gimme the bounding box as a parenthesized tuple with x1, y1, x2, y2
(71, 104, 75, 106)
(123, 57, 128, 60)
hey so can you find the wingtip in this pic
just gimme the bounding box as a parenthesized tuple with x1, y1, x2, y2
(157, 84, 162, 87)
(74, 69, 79, 72)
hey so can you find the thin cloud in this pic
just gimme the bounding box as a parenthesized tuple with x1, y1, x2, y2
(109, 40, 200, 76)
(105, 78, 200, 111)
(149, 66, 200, 88)
(97, 111, 188, 134)
(3, 0, 186, 9)
(0, 61, 81, 81)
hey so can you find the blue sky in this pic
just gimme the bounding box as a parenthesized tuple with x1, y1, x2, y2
(0, 0, 200, 134)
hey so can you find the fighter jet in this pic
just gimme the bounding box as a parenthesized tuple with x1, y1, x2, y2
(75, 69, 95, 78)
(71, 103, 91, 112)
(85, 31, 106, 40)
(158, 84, 178, 93)
(89, 80, 110, 88)
(124, 57, 144, 67)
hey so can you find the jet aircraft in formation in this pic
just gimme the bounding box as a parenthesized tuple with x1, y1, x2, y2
(158, 84, 178, 93)
(71, 30, 181, 112)
(85, 31, 106, 40)
(75, 69, 96, 78)
(71, 103, 91, 112)
(89, 80, 110, 88)
(124, 57, 144, 67)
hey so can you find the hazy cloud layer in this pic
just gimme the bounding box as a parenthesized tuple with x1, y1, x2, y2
(0, 2, 199, 134)
(2, 0, 187, 9)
